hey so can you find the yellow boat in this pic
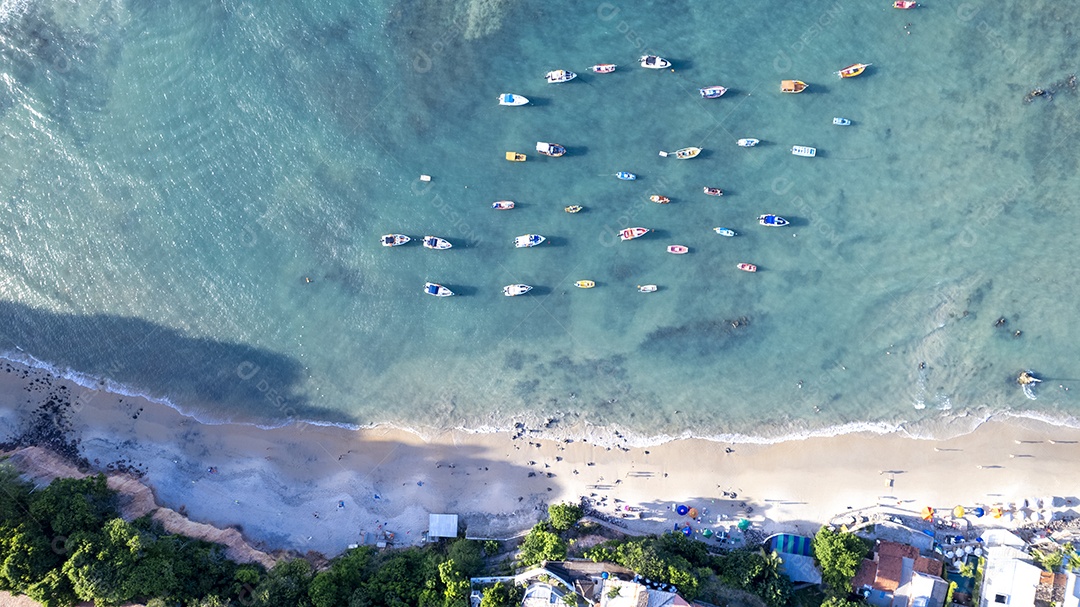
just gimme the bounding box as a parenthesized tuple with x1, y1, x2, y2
(505, 152, 526, 162)
(837, 63, 871, 79)
(574, 280, 595, 289)
(564, 205, 583, 213)
(781, 80, 807, 93)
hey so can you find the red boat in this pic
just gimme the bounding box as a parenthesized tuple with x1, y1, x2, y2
(667, 245, 689, 255)
(620, 227, 650, 241)
(737, 263, 757, 273)
(591, 64, 616, 73)
(703, 187, 724, 196)
(893, 1, 916, 8)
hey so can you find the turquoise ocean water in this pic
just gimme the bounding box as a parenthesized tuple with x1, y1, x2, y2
(1, 0, 1079, 442)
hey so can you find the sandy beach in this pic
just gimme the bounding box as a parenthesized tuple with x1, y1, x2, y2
(2, 359, 1078, 559)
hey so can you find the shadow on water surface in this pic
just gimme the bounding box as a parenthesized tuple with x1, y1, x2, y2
(0, 301, 348, 424)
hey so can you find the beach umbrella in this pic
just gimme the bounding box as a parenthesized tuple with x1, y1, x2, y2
(973, 507, 985, 517)
(953, 505, 965, 518)
(921, 506, 935, 520)
(974, 547, 983, 556)
(991, 507, 1003, 518)
(954, 559, 964, 569)
(1046, 496, 1057, 509)
(965, 545, 974, 554)
(682, 526, 692, 536)
(676, 505, 689, 516)
(688, 508, 699, 519)
(945, 550, 955, 558)
(702, 528, 714, 538)
(738, 518, 751, 531)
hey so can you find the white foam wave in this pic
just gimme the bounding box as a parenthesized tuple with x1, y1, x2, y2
(0, 0, 32, 25)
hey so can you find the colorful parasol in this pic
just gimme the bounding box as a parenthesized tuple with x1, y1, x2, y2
(921, 506, 935, 520)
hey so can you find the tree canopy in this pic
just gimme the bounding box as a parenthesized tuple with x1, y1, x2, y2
(518, 523, 567, 566)
(547, 503, 584, 531)
(813, 527, 871, 596)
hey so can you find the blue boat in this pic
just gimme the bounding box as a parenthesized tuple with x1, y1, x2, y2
(616, 172, 637, 180)
(758, 214, 790, 227)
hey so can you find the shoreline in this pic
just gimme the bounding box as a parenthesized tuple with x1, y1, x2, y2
(2, 358, 1079, 559)
(3, 351, 1075, 448)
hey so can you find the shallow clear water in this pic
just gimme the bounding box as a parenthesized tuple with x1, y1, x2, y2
(1, 0, 1079, 440)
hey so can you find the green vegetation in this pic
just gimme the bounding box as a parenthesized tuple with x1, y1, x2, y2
(547, 503, 584, 532)
(479, 581, 522, 607)
(820, 597, 865, 607)
(812, 527, 871, 597)
(1033, 542, 1080, 573)
(518, 523, 568, 566)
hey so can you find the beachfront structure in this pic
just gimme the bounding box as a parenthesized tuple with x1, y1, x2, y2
(428, 513, 459, 539)
(979, 534, 1043, 607)
(852, 540, 948, 607)
(765, 533, 822, 585)
(598, 578, 690, 607)
(522, 582, 567, 607)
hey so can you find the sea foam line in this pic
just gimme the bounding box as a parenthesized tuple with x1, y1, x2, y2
(2, 351, 1076, 448)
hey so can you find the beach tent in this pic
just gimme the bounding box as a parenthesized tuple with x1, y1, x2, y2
(973, 507, 985, 517)
(738, 518, 751, 531)
(688, 507, 699, 519)
(682, 526, 693, 536)
(702, 528, 714, 538)
(953, 505, 965, 518)
(676, 505, 689, 516)
(922, 506, 935, 520)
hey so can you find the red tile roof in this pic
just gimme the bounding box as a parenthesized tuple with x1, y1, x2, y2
(914, 556, 943, 577)
(852, 559, 878, 590)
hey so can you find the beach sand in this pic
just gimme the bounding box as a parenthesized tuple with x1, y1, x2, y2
(2, 359, 1078, 558)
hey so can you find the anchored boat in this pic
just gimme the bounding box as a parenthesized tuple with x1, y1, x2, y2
(381, 234, 410, 247)
(703, 187, 724, 196)
(791, 145, 817, 157)
(650, 195, 670, 204)
(503, 284, 533, 297)
(640, 55, 671, 69)
(737, 138, 759, 147)
(833, 117, 851, 126)
(498, 93, 529, 106)
(758, 214, 790, 227)
(616, 171, 637, 180)
(737, 263, 758, 273)
(781, 80, 808, 93)
(545, 69, 576, 83)
(424, 282, 454, 297)
(536, 142, 567, 157)
(667, 245, 689, 255)
(422, 236, 452, 250)
(505, 152, 526, 162)
(591, 64, 616, 73)
(893, 1, 916, 8)
(674, 147, 701, 159)
(699, 86, 727, 99)
(713, 227, 737, 237)
(564, 205, 583, 214)
(514, 234, 546, 248)
(837, 63, 872, 78)
(637, 284, 657, 293)
(575, 280, 596, 289)
(492, 201, 515, 210)
(620, 227, 650, 241)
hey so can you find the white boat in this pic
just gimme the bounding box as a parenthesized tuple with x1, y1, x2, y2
(503, 284, 533, 297)
(514, 234, 546, 248)
(713, 227, 737, 237)
(381, 234, 410, 247)
(498, 93, 529, 106)
(737, 138, 759, 147)
(423, 236, 452, 250)
(833, 117, 851, 126)
(536, 142, 567, 157)
(640, 55, 671, 69)
(620, 227, 650, 241)
(758, 214, 790, 227)
(637, 284, 657, 293)
(545, 69, 576, 83)
(791, 145, 817, 157)
(699, 86, 727, 99)
(492, 200, 515, 210)
(424, 282, 454, 297)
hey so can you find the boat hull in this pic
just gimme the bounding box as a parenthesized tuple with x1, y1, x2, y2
(498, 93, 529, 106)
(737, 139, 759, 147)
(637, 285, 657, 293)
(649, 195, 670, 204)
(546, 70, 577, 83)
(424, 282, 454, 297)
(575, 280, 595, 289)
(791, 145, 817, 157)
(620, 227, 650, 241)
(837, 63, 871, 78)
(503, 284, 532, 297)
(564, 205, 582, 214)
(514, 234, 546, 248)
(640, 55, 671, 69)
(492, 201, 515, 210)
(591, 64, 616, 73)
(833, 117, 851, 126)
(703, 187, 724, 196)
(667, 245, 688, 255)
(381, 234, 410, 247)
(758, 214, 790, 227)
(737, 263, 758, 273)
(893, 1, 916, 8)
(699, 86, 727, 99)
(536, 142, 567, 157)
(674, 147, 701, 159)
(423, 236, 452, 250)
(781, 80, 807, 93)
(616, 172, 637, 180)
(505, 152, 526, 162)
(713, 228, 736, 237)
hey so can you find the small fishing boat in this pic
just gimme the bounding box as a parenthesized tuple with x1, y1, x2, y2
(737, 138, 759, 147)
(837, 63, 872, 78)
(674, 147, 701, 159)
(700, 86, 727, 99)
(637, 284, 657, 293)
(423, 236, 452, 250)
(514, 234, 546, 248)
(833, 117, 851, 126)
(381, 234, 410, 247)
(492, 200, 515, 210)
(791, 145, 817, 157)
(546, 69, 576, 83)
(703, 187, 724, 196)
(667, 245, 689, 255)
(503, 284, 532, 297)
(424, 282, 454, 297)
(506, 152, 526, 162)
(564, 205, 583, 214)
(781, 79, 808, 93)
(498, 93, 529, 106)
(758, 214, 790, 227)
(620, 227, 650, 241)
(640, 55, 671, 69)
(616, 171, 637, 180)
(737, 263, 758, 273)
(650, 195, 670, 204)
(591, 63, 616, 73)
(575, 280, 596, 289)
(893, 0, 916, 8)
(713, 227, 736, 237)
(536, 142, 567, 157)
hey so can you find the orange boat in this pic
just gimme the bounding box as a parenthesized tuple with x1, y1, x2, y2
(893, 1, 916, 8)
(837, 63, 872, 78)
(781, 80, 807, 93)
(737, 263, 757, 273)
(650, 195, 670, 204)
